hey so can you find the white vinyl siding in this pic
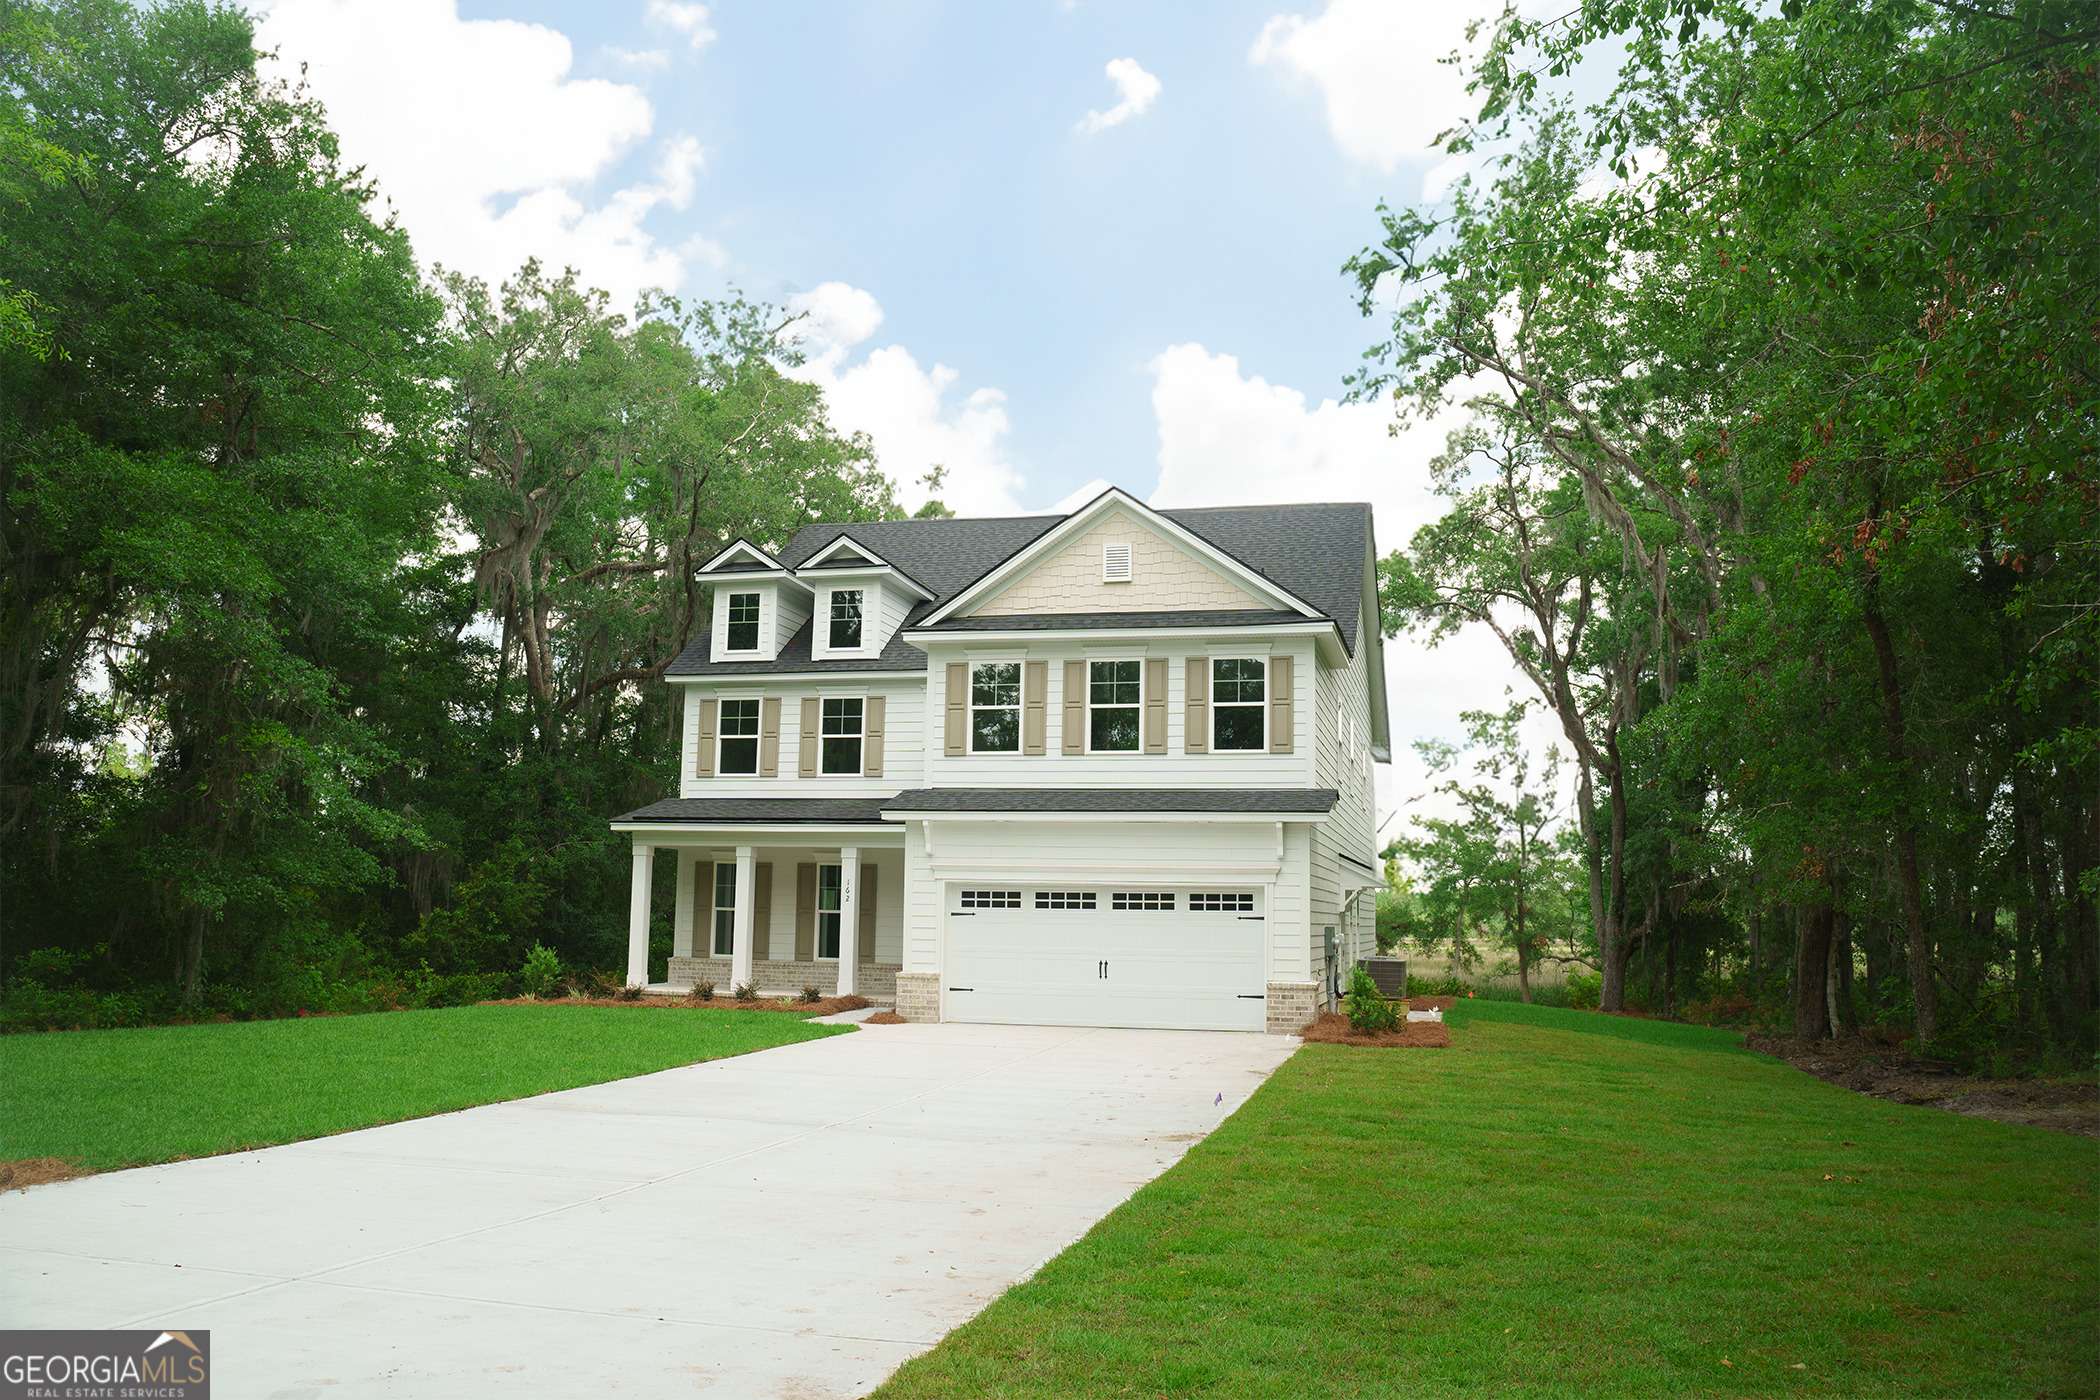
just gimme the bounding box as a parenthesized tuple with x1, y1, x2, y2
(918, 636, 1316, 788)
(681, 680, 923, 797)
(1310, 600, 1381, 999)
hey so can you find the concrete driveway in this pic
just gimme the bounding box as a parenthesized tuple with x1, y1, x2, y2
(0, 1022, 1293, 1398)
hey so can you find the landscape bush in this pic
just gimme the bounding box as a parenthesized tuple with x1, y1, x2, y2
(687, 981, 715, 1002)
(1345, 964, 1399, 1034)
(519, 944, 563, 999)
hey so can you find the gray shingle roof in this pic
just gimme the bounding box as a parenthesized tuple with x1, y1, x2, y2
(879, 788, 1340, 814)
(666, 498, 1371, 678)
(613, 797, 898, 824)
(917, 608, 1316, 634)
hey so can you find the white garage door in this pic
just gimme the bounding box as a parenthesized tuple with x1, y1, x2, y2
(944, 886, 1266, 1031)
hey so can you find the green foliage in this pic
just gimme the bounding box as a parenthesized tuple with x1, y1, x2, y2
(799, 985, 823, 1004)
(731, 982, 757, 1002)
(0, 1005, 847, 1170)
(519, 944, 563, 1000)
(686, 981, 715, 1002)
(1353, 0, 2099, 1047)
(1565, 972, 1602, 1012)
(1343, 964, 1398, 1034)
(879, 1003, 2096, 1399)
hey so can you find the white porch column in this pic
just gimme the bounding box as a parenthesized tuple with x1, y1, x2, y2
(625, 843, 654, 988)
(671, 849, 696, 959)
(837, 846, 860, 996)
(730, 844, 756, 991)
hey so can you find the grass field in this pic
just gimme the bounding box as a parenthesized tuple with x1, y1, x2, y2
(878, 1001, 2098, 1399)
(0, 1004, 845, 1172)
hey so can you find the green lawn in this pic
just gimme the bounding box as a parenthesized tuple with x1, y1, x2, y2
(878, 1001, 2098, 1399)
(0, 1004, 845, 1171)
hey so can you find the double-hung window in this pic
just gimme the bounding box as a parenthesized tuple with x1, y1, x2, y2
(820, 697, 864, 774)
(711, 863, 737, 956)
(1212, 658, 1267, 751)
(828, 590, 863, 649)
(970, 661, 1021, 753)
(815, 864, 843, 959)
(1088, 660, 1141, 752)
(725, 592, 761, 651)
(717, 698, 760, 774)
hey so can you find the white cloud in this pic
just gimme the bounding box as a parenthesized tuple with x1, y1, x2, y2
(1250, 0, 1510, 180)
(786, 283, 1030, 517)
(603, 45, 671, 70)
(257, 0, 712, 310)
(1145, 342, 1546, 835)
(645, 0, 716, 49)
(1076, 57, 1162, 134)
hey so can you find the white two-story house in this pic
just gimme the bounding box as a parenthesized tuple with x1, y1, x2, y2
(610, 486, 1390, 1033)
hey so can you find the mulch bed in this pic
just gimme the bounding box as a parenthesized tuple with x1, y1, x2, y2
(1747, 1032, 2100, 1138)
(486, 993, 873, 1017)
(863, 1010, 908, 1024)
(1404, 995, 1457, 1011)
(1300, 1012, 1451, 1048)
(1, 1157, 85, 1192)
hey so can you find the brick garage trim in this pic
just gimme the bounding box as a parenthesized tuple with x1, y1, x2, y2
(894, 971, 940, 1023)
(1265, 980, 1318, 1036)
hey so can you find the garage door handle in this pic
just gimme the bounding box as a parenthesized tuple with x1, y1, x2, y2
(950, 986, 973, 992)
(952, 912, 975, 917)
(1237, 915, 1264, 921)
(1237, 994, 1266, 1000)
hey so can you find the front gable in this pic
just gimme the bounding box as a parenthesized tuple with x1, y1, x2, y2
(966, 502, 1272, 618)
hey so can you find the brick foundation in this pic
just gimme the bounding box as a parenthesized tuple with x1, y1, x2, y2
(1265, 980, 1318, 1035)
(894, 971, 941, 1023)
(664, 956, 899, 1000)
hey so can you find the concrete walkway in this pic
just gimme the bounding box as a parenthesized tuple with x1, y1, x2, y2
(0, 1023, 1294, 1398)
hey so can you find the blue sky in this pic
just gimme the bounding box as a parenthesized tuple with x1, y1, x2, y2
(255, 0, 1543, 826)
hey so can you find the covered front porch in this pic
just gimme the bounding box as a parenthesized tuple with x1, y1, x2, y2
(614, 815, 906, 999)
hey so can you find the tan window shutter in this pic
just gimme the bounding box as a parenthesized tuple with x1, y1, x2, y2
(1184, 658, 1209, 753)
(856, 864, 878, 960)
(1143, 658, 1168, 754)
(1269, 655, 1294, 753)
(758, 698, 781, 777)
(753, 863, 773, 959)
(798, 697, 819, 777)
(1062, 660, 1086, 755)
(1023, 660, 1047, 755)
(864, 696, 886, 778)
(944, 663, 966, 757)
(695, 698, 718, 777)
(795, 862, 816, 961)
(694, 859, 715, 952)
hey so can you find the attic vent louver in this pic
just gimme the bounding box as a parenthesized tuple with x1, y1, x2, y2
(1102, 541, 1134, 583)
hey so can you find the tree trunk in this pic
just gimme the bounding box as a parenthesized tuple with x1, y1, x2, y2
(1794, 901, 1834, 1040)
(1862, 586, 1937, 1044)
(1832, 911, 1859, 1035)
(1598, 748, 1632, 1012)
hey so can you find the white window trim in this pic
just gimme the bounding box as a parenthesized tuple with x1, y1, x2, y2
(1210, 655, 1269, 753)
(826, 587, 866, 653)
(1085, 656, 1145, 756)
(715, 695, 762, 776)
(723, 590, 763, 654)
(818, 693, 866, 776)
(966, 657, 1025, 756)
(814, 862, 843, 961)
(710, 864, 737, 957)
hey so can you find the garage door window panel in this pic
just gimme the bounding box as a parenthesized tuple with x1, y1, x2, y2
(1111, 891, 1175, 911)
(1035, 891, 1096, 911)
(1089, 660, 1142, 753)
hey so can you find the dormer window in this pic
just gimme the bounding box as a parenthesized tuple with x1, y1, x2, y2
(829, 589, 863, 650)
(1101, 541, 1133, 583)
(725, 592, 761, 652)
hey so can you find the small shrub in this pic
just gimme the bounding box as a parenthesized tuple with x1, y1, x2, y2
(1345, 964, 1399, 1034)
(566, 968, 617, 999)
(687, 981, 715, 1002)
(732, 982, 757, 1002)
(1565, 971, 1602, 1010)
(519, 944, 563, 999)
(799, 985, 822, 1004)
(616, 982, 643, 1001)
